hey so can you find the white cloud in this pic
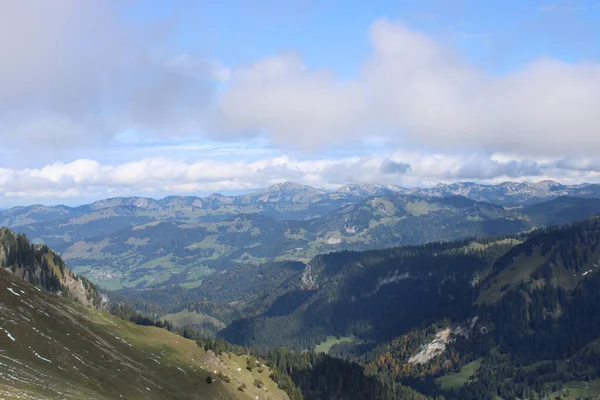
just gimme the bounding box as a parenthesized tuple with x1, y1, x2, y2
(0, 1, 218, 149)
(2, 152, 600, 205)
(214, 53, 366, 147)
(214, 19, 600, 156)
(2, 4, 600, 205)
(2, 5, 599, 158)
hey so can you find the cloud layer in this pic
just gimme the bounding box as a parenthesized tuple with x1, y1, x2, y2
(1, 2, 600, 205)
(0, 1, 219, 149)
(2, 3, 599, 157)
(2, 152, 600, 205)
(215, 19, 600, 155)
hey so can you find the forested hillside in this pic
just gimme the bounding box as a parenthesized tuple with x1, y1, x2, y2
(360, 218, 600, 399)
(0, 227, 102, 308)
(220, 237, 517, 349)
(212, 217, 600, 399)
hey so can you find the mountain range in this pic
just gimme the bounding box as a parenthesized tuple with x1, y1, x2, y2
(4, 181, 600, 291)
(4, 180, 600, 227)
(5, 180, 600, 398)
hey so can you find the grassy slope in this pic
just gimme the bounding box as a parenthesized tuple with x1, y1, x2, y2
(551, 379, 600, 399)
(435, 358, 483, 390)
(0, 268, 288, 400)
(477, 240, 600, 305)
(314, 336, 356, 354)
(160, 309, 226, 330)
(476, 250, 546, 305)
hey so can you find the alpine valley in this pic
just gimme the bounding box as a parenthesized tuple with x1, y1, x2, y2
(4, 181, 600, 291)
(4, 181, 600, 399)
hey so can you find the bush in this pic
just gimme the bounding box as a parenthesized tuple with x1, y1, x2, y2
(217, 371, 231, 383)
(254, 379, 264, 388)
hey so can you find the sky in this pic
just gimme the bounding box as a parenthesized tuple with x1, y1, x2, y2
(1, 0, 600, 206)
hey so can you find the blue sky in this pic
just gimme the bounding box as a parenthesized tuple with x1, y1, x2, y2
(136, 0, 600, 74)
(0, 0, 600, 206)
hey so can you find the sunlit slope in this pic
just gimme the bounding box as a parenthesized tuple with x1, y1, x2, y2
(0, 268, 288, 400)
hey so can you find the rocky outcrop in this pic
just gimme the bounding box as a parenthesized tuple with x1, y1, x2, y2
(408, 317, 480, 365)
(300, 263, 319, 290)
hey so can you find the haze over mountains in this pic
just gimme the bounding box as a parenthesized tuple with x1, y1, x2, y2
(4, 180, 600, 227)
(2, 181, 600, 291)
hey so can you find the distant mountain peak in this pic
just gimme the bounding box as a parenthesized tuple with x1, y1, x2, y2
(335, 183, 400, 197)
(533, 180, 563, 189)
(265, 181, 323, 192)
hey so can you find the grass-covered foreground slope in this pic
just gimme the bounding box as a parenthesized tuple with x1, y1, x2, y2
(0, 267, 289, 400)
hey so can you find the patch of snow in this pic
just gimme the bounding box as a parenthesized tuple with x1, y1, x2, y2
(32, 351, 52, 363)
(71, 353, 85, 364)
(371, 270, 410, 294)
(7, 287, 20, 296)
(3, 329, 16, 342)
(326, 236, 342, 245)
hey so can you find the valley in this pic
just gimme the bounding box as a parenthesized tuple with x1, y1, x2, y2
(4, 181, 600, 399)
(5, 182, 600, 291)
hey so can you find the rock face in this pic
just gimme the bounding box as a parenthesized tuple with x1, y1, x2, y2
(408, 317, 480, 365)
(408, 328, 453, 365)
(300, 264, 319, 290)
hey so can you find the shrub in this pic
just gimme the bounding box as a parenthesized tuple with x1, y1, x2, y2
(217, 371, 231, 383)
